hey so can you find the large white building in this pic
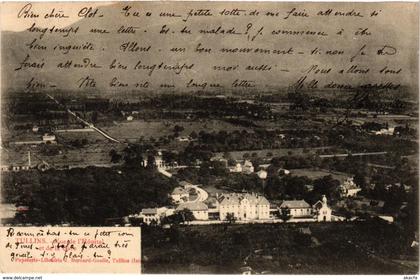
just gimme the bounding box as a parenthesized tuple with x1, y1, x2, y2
(218, 193, 270, 221)
(339, 177, 361, 197)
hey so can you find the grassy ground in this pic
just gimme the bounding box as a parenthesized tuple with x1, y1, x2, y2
(102, 119, 250, 142)
(288, 168, 350, 182)
(214, 147, 334, 161)
(141, 221, 418, 274)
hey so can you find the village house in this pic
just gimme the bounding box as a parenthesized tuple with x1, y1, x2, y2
(176, 136, 192, 142)
(229, 160, 254, 174)
(339, 177, 362, 197)
(12, 133, 57, 145)
(242, 160, 254, 174)
(210, 156, 228, 168)
(279, 200, 312, 218)
(257, 169, 267, 179)
(230, 162, 243, 173)
(278, 168, 291, 175)
(386, 183, 413, 192)
(176, 202, 209, 220)
(142, 151, 166, 169)
(171, 187, 189, 203)
(134, 207, 174, 225)
(217, 193, 270, 221)
(42, 133, 56, 143)
(375, 127, 395, 135)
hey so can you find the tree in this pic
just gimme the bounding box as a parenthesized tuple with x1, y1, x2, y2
(283, 175, 310, 199)
(122, 144, 146, 167)
(109, 149, 122, 163)
(190, 131, 198, 139)
(353, 170, 367, 190)
(161, 150, 178, 166)
(176, 209, 195, 224)
(280, 206, 292, 222)
(173, 125, 184, 134)
(313, 175, 340, 198)
(146, 155, 156, 169)
(225, 213, 237, 224)
(264, 176, 284, 199)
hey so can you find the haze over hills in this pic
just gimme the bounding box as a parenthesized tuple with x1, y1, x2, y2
(1, 2, 418, 99)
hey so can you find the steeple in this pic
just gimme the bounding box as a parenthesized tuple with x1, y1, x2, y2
(322, 195, 327, 206)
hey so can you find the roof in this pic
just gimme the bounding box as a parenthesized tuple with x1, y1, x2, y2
(219, 193, 270, 206)
(172, 187, 188, 195)
(280, 200, 311, 209)
(141, 208, 158, 215)
(313, 201, 323, 209)
(257, 170, 267, 175)
(176, 202, 208, 211)
(179, 181, 192, 187)
(341, 178, 360, 190)
(243, 160, 253, 167)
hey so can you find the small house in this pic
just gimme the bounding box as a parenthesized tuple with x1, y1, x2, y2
(243, 160, 254, 174)
(171, 187, 189, 203)
(176, 202, 209, 220)
(339, 177, 361, 197)
(279, 200, 312, 218)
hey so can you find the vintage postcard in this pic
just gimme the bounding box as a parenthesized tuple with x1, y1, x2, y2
(0, 1, 418, 275)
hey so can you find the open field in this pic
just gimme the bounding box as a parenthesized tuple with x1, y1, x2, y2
(289, 168, 350, 182)
(101, 119, 250, 142)
(214, 147, 335, 161)
(142, 221, 418, 274)
(2, 143, 125, 169)
(55, 130, 108, 144)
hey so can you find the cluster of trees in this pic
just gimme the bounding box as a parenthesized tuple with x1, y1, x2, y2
(217, 173, 263, 194)
(264, 174, 340, 203)
(7, 94, 58, 115)
(361, 121, 387, 131)
(338, 128, 417, 154)
(394, 124, 417, 137)
(160, 209, 194, 225)
(177, 162, 229, 185)
(189, 130, 281, 152)
(109, 144, 158, 166)
(7, 166, 177, 225)
(183, 129, 327, 155)
(141, 221, 416, 274)
(110, 95, 273, 120)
